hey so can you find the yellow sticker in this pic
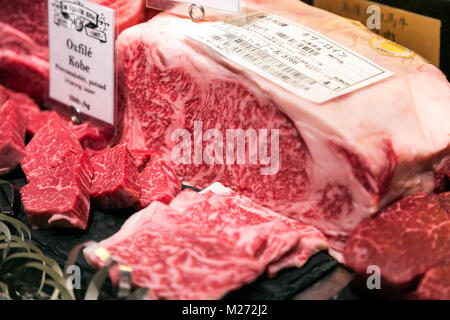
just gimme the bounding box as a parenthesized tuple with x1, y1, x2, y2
(370, 38, 415, 58)
(119, 265, 133, 273)
(94, 247, 111, 262)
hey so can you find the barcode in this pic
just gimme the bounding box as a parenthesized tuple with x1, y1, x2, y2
(275, 32, 320, 56)
(210, 32, 316, 89)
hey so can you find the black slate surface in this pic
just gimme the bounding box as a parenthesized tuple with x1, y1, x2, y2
(1, 166, 340, 300)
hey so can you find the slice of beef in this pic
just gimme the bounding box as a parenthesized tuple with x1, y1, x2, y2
(0, 0, 148, 102)
(84, 183, 327, 300)
(0, 99, 27, 176)
(136, 151, 181, 209)
(344, 192, 450, 290)
(21, 118, 83, 181)
(90, 143, 140, 210)
(21, 152, 92, 230)
(116, 0, 450, 259)
(415, 264, 450, 300)
(170, 183, 328, 277)
(27, 110, 112, 150)
(0, 21, 49, 103)
(0, 0, 48, 48)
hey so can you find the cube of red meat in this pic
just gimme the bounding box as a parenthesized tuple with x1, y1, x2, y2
(136, 151, 181, 209)
(344, 192, 450, 290)
(21, 152, 93, 230)
(0, 100, 27, 175)
(21, 118, 83, 181)
(90, 143, 140, 210)
(415, 264, 450, 300)
(27, 110, 112, 150)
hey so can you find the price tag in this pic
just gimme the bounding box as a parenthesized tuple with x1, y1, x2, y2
(191, 13, 394, 103)
(48, 0, 116, 126)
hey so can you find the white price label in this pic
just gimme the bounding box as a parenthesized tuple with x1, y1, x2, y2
(48, 0, 115, 125)
(192, 13, 394, 103)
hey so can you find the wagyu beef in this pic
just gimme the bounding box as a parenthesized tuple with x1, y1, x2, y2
(415, 264, 450, 300)
(170, 183, 329, 277)
(0, 0, 148, 102)
(21, 118, 83, 181)
(130, 149, 154, 172)
(94, 0, 147, 32)
(84, 183, 327, 300)
(0, 85, 41, 128)
(6, 86, 41, 123)
(0, 85, 42, 175)
(344, 192, 450, 290)
(116, 0, 450, 258)
(19, 102, 94, 230)
(0, 100, 27, 176)
(27, 110, 112, 150)
(0, 0, 49, 102)
(22, 152, 93, 230)
(0, 85, 7, 105)
(136, 151, 181, 209)
(90, 144, 140, 210)
(434, 157, 450, 193)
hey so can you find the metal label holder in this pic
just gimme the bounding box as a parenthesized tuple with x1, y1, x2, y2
(146, 0, 240, 22)
(189, 3, 206, 21)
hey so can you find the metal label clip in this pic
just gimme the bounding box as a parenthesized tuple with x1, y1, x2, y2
(189, 3, 205, 21)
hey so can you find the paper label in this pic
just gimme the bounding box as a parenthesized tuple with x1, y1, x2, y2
(313, 0, 441, 67)
(191, 13, 392, 104)
(48, 0, 115, 125)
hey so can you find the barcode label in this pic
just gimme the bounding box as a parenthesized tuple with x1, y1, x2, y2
(191, 13, 393, 104)
(212, 32, 315, 90)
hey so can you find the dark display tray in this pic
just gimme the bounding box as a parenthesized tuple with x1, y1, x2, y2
(2, 167, 341, 300)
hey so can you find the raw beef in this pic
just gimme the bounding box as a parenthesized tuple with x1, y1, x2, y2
(136, 151, 182, 209)
(27, 110, 112, 150)
(0, 85, 42, 128)
(434, 157, 450, 193)
(0, 85, 42, 175)
(94, 0, 147, 32)
(0, 0, 48, 102)
(84, 183, 327, 300)
(85, 147, 104, 159)
(344, 192, 450, 290)
(0, 100, 27, 176)
(21, 118, 83, 181)
(130, 149, 154, 172)
(170, 183, 328, 276)
(90, 143, 140, 210)
(0, 85, 6, 105)
(0, 0, 148, 102)
(21, 152, 93, 230)
(116, 0, 450, 259)
(415, 264, 450, 300)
